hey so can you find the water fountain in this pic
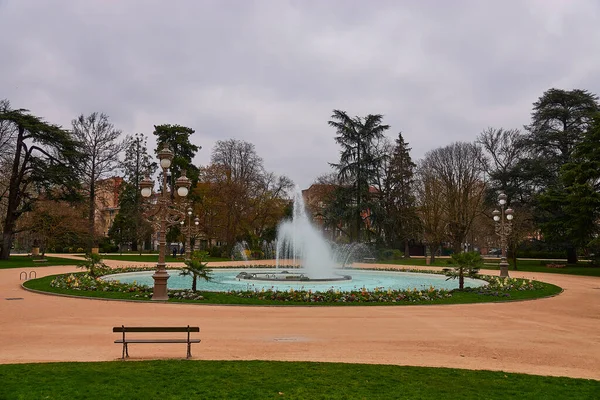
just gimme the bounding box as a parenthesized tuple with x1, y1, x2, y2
(232, 241, 250, 262)
(104, 186, 487, 292)
(237, 186, 351, 283)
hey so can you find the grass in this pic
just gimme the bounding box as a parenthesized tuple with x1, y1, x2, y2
(0, 360, 597, 399)
(380, 257, 600, 277)
(73, 253, 231, 263)
(0, 255, 84, 269)
(23, 272, 562, 306)
(481, 261, 600, 277)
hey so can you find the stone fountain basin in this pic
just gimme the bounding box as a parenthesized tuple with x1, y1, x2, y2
(235, 270, 352, 283)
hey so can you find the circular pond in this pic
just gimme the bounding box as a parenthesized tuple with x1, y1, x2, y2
(103, 269, 488, 293)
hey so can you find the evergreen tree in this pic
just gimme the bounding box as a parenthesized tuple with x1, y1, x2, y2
(0, 106, 80, 259)
(387, 133, 418, 255)
(328, 110, 390, 241)
(523, 88, 600, 263)
(153, 124, 201, 186)
(111, 134, 156, 252)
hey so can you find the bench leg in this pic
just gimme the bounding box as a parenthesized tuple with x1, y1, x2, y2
(187, 343, 192, 359)
(122, 343, 129, 359)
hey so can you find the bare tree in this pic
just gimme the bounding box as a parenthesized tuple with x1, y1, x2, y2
(72, 112, 130, 250)
(420, 142, 487, 253)
(198, 139, 292, 252)
(477, 127, 533, 267)
(477, 127, 528, 203)
(415, 161, 446, 262)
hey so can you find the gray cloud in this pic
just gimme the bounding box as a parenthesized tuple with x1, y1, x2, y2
(1, 0, 599, 188)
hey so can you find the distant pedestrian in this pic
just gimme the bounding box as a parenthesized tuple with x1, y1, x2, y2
(172, 247, 177, 258)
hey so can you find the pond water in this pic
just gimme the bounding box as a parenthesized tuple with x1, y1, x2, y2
(103, 268, 488, 293)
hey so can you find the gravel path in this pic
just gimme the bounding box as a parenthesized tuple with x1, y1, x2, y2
(1, 256, 599, 380)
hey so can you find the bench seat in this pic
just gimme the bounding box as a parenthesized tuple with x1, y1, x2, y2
(115, 339, 201, 344)
(113, 325, 200, 359)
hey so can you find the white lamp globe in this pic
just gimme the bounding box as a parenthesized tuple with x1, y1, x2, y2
(177, 186, 189, 197)
(141, 187, 152, 198)
(160, 158, 171, 169)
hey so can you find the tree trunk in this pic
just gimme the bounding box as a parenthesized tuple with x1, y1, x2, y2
(459, 270, 464, 290)
(428, 245, 436, 264)
(0, 232, 14, 260)
(88, 172, 96, 252)
(192, 275, 197, 292)
(511, 249, 518, 270)
(567, 247, 578, 264)
(0, 127, 25, 260)
(404, 240, 410, 258)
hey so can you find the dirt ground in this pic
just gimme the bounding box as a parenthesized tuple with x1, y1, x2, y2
(1, 255, 599, 381)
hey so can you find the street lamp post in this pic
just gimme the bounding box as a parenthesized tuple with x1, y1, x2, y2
(180, 207, 200, 260)
(139, 145, 191, 300)
(492, 193, 514, 278)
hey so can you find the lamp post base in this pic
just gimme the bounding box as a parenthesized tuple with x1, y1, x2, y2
(152, 268, 170, 301)
(499, 259, 510, 278)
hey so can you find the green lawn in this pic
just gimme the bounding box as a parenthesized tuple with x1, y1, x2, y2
(75, 253, 231, 263)
(0, 360, 597, 399)
(24, 273, 562, 306)
(380, 258, 600, 277)
(0, 255, 84, 269)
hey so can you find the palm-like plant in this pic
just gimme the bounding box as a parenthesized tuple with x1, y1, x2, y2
(179, 251, 212, 292)
(446, 251, 483, 289)
(79, 252, 110, 277)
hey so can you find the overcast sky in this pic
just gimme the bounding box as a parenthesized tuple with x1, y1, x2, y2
(1, 0, 599, 189)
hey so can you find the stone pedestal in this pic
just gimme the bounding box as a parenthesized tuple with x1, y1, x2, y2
(31, 247, 40, 256)
(91, 247, 99, 254)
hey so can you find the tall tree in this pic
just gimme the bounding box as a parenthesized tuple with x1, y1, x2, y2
(72, 112, 130, 250)
(543, 113, 600, 261)
(387, 133, 418, 254)
(415, 161, 446, 262)
(328, 110, 390, 241)
(197, 139, 292, 252)
(0, 106, 80, 259)
(523, 88, 600, 263)
(153, 124, 201, 186)
(420, 142, 486, 253)
(477, 127, 534, 267)
(0, 100, 15, 235)
(477, 127, 528, 204)
(113, 133, 157, 251)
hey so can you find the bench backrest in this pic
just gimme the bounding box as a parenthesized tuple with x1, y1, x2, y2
(113, 326, 200, 333)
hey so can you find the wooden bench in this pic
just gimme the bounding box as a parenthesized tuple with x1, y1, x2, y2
(363, 257, 376, 263)
(113, 325, 200, 359)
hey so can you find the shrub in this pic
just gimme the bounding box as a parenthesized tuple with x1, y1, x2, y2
(378, 249, 404, 260)
(587, 238, 600, 266)
(78, 253, 111, 278)
(208, 246, 223, 258)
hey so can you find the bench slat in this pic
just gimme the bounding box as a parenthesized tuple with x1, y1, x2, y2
(113, 326, 200, 333)
(115, 339, 201, 344)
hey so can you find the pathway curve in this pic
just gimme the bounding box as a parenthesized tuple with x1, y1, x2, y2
(1, 255, 599, 380)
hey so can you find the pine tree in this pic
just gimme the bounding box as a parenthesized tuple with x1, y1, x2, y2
(523, 88, 600, 263)
(388, 133, 418, 255)
(328, 110, 390, 241)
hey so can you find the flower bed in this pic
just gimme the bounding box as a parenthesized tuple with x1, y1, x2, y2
(47, 266, 548, 304)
